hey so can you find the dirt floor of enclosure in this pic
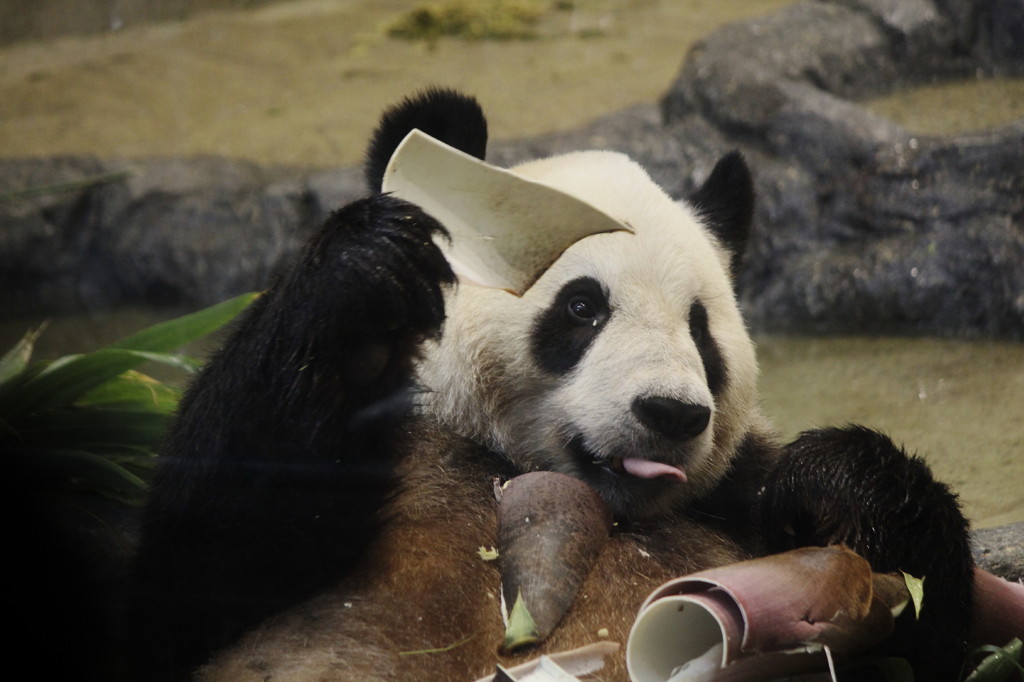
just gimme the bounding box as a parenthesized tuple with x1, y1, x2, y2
(0, 0, 795, 166)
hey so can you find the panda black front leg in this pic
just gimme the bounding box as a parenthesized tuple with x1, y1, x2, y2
(128, 194, 454, 682)
(759, 425, 974, 680)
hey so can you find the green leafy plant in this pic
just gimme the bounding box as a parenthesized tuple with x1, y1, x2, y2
(964, 638, 1024, 682)
(1, 292, 258, 505)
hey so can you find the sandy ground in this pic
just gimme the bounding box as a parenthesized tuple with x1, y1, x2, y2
(0, 0, 794, 166)
(0, 0, 1021, 528)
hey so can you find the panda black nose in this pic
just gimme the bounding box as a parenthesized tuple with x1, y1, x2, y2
(631, 397, 711, 441)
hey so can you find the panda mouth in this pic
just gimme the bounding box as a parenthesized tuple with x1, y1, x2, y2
(567, 436, 687, 483)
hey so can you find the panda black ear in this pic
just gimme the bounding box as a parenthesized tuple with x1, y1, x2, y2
(364, 87, 489, 193)
(688, 151, 754, 276)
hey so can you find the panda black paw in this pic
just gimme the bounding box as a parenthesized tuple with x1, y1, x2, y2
(127, 195, 456, 682)
(760, 426, 974, 680)
(291, 193, 455, 340)
(240, 193, 456, 396)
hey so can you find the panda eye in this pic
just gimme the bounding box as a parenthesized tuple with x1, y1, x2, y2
(567, 296, 597, 322)
(532, 276, 610, 374)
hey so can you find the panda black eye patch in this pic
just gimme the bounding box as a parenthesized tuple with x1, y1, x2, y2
(531, 277, 610, 374)
(689, 300, 727, 398)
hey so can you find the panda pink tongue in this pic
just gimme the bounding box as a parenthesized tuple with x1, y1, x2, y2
(621, 458, 687, 483)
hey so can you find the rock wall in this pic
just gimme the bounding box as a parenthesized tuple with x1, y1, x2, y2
(659, 0, 1024, 337)
(1, 156, 361, 314)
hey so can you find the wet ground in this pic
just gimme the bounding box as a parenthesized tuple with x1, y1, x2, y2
(1, 0, 1022, 528)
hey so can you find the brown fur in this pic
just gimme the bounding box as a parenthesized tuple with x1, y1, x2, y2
(199, 422, 764, 681)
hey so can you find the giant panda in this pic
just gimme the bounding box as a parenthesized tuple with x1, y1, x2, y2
(128, 89, 974, 682)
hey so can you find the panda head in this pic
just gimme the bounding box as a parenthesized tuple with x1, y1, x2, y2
(367, 90, 760, 520)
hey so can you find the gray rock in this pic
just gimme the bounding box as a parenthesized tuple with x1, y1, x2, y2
(974, 522, 1024, 582)
(657, 0, 1024, 338)
(0, 156, 366, 314)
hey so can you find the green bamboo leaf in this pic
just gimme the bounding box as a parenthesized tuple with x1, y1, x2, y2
(69, 445, 160, 482)
(0, 295, 256, 505)
(503, 590, 541, 652)
(84, 443, 160, 460)
(0, 294, 254, 418)
(15, 408, 169, 447)
(110, 291, 258, 353)
(118, 350, 202, 375)
(0, 324, 46, 385)
(398, 634, 475, 656)
(21, 448, 149, 504)
(114, 451, 160, 480)
(0, 358, 48, 408)
(76, 370, 181, 413)
(901, 571, 925, 620)
(1, 348, 198, 418)
(964, 639, 1024, 682)
(45, 443, 160, 480)
(1, 350, 145, 417)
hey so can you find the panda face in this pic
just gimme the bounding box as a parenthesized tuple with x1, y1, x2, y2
(418, 151, 759, 519)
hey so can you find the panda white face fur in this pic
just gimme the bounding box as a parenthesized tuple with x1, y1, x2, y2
(418, 150, 761, 519)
